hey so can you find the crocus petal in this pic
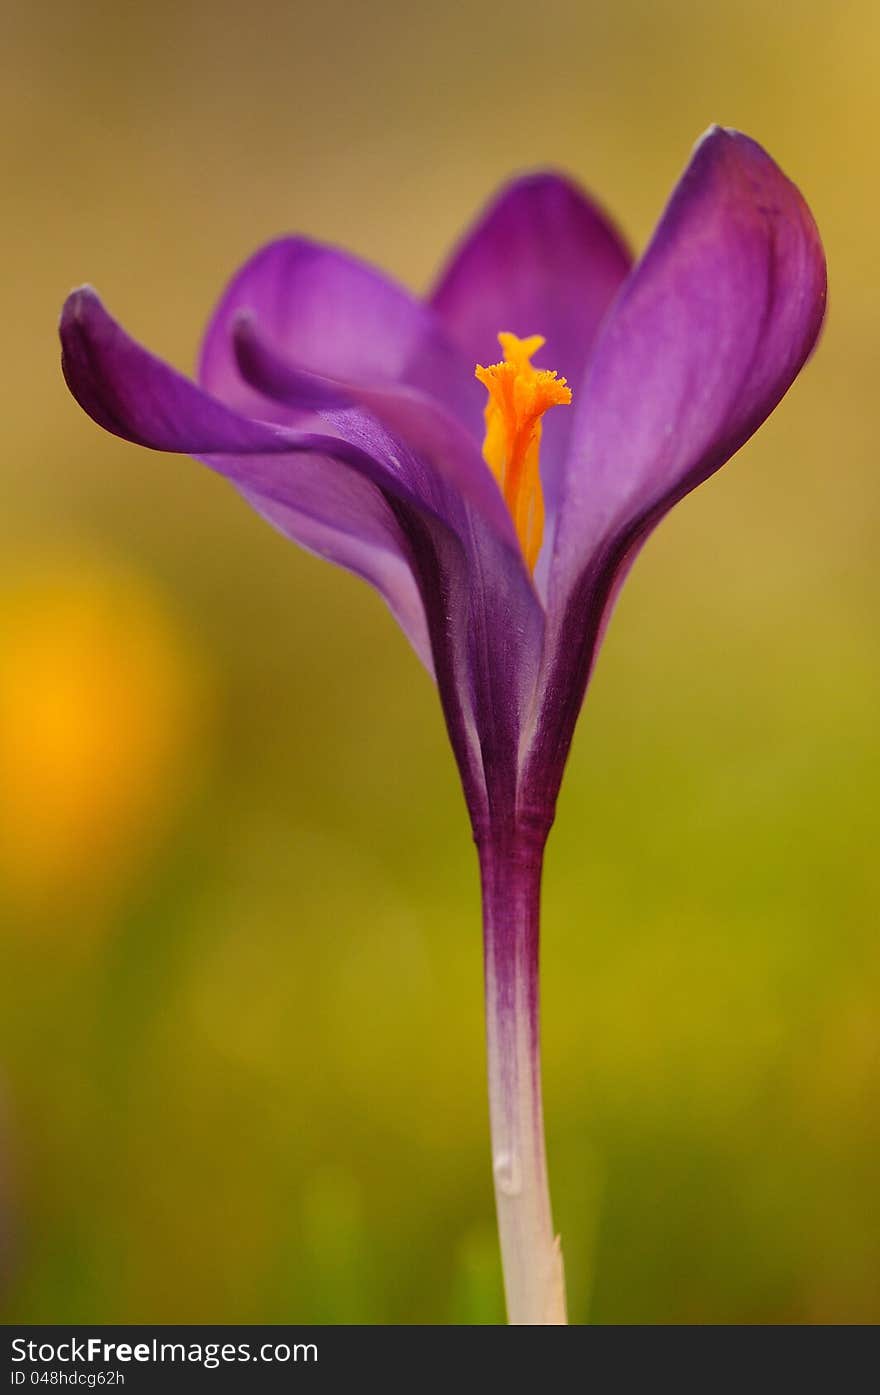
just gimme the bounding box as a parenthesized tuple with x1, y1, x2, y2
(232, 310, 549, 824)
(525, 128, 826, 809)
(199, 236, 483, 433)
(231, 312, 520, 553)
(60, 288, 545, 823)
(551, 128, 826, 615)
(61, 286, 296, 456)
(60, 286, 437, 669)
(61, 288, 507, 551)
(429, 172, 633, 511)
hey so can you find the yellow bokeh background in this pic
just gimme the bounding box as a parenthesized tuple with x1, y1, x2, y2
(1, 0, 878, 1322)
(0, 558, 206, 912)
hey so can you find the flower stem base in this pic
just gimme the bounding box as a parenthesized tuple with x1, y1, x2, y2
(478, 831, 567, 1325)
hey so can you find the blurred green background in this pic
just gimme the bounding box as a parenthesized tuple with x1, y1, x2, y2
(1, 0, 878, 1324)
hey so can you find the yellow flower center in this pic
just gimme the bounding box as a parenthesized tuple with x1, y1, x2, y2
(475, 332, 572, 573)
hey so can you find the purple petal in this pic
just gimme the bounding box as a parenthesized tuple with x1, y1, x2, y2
(526, 128, 826, 811)
(60, 286, 435, 668)
(61, 286, 295, 455)
(429, 172, 632, 510)
(60, 288, 508, 549)
(59, 288, 546, 825)
(231, 312, 550, 826)
(551, 128, 826, 614)
(199, 236, 483, 433)
(231, 313, 519, 551)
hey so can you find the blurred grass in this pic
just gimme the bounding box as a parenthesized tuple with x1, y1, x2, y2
(0, 0, 878, 1323)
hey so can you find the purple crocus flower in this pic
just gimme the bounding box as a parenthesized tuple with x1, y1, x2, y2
(60, 126, 825, 1325)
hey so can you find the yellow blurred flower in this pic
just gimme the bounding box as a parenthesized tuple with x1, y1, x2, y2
(0, 553, 208, 917)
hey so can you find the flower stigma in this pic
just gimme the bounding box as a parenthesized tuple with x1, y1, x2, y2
(475, 332, 572, 573)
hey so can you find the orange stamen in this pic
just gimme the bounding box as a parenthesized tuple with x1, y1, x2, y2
(475, 332, 571, 573)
